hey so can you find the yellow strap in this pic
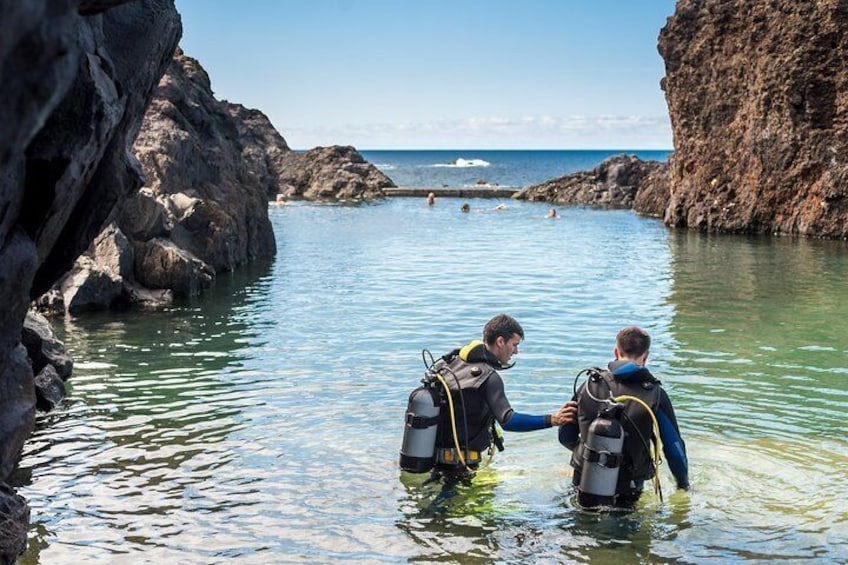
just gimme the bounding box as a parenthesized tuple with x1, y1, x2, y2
(459, 340, 484, 361)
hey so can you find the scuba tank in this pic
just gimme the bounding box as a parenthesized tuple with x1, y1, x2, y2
(576, 402, 625, 508)
(399, 365, 442, 473)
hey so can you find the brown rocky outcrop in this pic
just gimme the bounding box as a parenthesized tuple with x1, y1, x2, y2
(277, 145, 395, 201)
(225, 102, 292, 199)
(513, 154, 670, 213)
(0, 1, 181, 559)
(38, 49, 279, 312)
(659, 0, 848, 237)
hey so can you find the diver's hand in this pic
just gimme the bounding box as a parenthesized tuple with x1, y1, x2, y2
(551, 401, 578, 426)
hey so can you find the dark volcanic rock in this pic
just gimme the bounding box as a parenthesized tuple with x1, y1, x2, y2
(0, 484, 28, 565)
(21, 312, 73, 381)
(224, 102, 292, 199)
(659, 0, 848, 237)
(278, 145, 395, 201)
(0, 2, 181, 557)
(514, 154, 669, 212)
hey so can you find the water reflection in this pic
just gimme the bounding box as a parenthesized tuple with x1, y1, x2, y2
(14, 262, 275, 564)
(12, 201, 848, 563)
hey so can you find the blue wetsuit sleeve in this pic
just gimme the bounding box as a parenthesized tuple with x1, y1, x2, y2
(558, 421, 579, 448)
(657, 390, 689, 489)
(502, 412, 550, 432)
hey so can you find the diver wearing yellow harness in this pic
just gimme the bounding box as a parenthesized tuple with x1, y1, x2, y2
(427, 314, 576, 481)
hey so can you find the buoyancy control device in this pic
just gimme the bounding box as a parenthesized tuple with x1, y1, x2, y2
(572, 367, 664, 508)
(399, 350, 475, 473)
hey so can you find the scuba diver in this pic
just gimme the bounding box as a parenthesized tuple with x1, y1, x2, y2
(400, 314, 576, 484)
(559, 326, 689, 509)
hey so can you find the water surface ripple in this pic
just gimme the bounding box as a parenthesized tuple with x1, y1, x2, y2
(15, 199, 848, 563)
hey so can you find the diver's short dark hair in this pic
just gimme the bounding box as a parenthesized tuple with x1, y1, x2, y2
(616, 326, 651, 357)
(483, 314, 524, 345)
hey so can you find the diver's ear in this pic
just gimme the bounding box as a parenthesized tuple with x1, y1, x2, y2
(613, 347, 621, 360)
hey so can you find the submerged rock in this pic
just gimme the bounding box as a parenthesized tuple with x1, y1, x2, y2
(659, 0, 848, 237)
(0, 484, 28, 565)
(277, 145, 395, 201)
(514, 154, 669, 213)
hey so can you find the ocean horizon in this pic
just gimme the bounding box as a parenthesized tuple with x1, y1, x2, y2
(357, 148, 671, 190)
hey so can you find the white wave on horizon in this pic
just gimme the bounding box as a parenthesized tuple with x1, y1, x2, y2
(373, 163, 396, 170)
(431, 158, 491, 168)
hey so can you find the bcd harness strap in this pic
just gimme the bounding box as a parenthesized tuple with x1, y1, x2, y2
(582, 446, 623, 468)
(406, 413, 440, 429)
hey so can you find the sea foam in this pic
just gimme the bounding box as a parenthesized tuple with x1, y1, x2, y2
(431, 158, 491, 168)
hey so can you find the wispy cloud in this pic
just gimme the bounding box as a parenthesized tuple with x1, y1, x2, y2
(280, 114, 672, 150)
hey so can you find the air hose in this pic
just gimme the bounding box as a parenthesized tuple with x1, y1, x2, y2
(612, 394, 663, 500)
(432, 371, 470, 471)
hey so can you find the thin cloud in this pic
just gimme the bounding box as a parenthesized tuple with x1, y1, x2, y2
(282, 114, 672, 149)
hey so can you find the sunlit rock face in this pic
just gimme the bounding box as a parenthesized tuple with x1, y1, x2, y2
(659, 0, 848, 237)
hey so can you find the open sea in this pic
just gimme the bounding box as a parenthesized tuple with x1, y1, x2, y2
(360, 149, 671, 189)
(12, 150, 848, 564)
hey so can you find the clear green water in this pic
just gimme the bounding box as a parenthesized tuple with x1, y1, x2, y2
(14, 199, 848, 563)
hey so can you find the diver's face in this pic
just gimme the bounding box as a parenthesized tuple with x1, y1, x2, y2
(493, 333, 521, 365)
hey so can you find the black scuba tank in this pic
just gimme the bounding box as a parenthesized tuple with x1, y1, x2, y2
(399, 382, 441, 473)
(577, 403, 625, 508)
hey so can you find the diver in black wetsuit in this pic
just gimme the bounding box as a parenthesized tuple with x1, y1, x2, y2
(431, 314, 577, 482)
(559, 326, 689, 507)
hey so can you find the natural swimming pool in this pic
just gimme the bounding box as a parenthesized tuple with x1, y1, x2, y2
(15, 197, 848, 563)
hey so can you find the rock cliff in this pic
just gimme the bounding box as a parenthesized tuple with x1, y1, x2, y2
(513, 154, 669, 216)
(659, 0, 848, 237)
(0, 1, 181, 559)
(39, 49, 279, 313)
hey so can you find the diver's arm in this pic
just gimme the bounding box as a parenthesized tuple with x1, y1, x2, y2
(657, 390, 690, 489)
(502, 411, 551, 431)
(558, 420, 579, 449)
(484, 372, 557, 432)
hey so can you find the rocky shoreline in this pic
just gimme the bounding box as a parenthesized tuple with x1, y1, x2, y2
(2, 0, 848, 560)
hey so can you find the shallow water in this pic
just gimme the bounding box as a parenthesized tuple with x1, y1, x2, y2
(14, 198, 848, 563)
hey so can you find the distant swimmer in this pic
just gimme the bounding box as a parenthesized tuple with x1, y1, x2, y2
(547, 208, 560, 219)
(461, 203, 471, 213)
(427, 192, 436, 206)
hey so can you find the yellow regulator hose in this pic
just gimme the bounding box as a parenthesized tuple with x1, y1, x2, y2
(613, 395, 663, 499)
(434, 372, 469, 470)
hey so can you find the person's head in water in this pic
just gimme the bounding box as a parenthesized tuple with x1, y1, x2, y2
(461, 203, 470, 213)
(483, 314, 524, 366)
(614, 326, 651, 366)
(547, 208, 557, 218)
(427, 192, 436, 205)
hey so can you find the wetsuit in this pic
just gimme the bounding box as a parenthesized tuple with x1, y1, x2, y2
(559, 360, 689, 506)
(433, 340, 553, 476)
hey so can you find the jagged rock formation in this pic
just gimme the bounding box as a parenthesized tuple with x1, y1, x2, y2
(513, 154, 669, 214)
(277, 145, 395, 201)
(225, 102, 292, 199)
(38, 49, 278, 312)
(659, 0, 848, 237)
(0, 1, 181, 559)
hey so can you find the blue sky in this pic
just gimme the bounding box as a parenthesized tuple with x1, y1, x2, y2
(175, 0, 678, 150)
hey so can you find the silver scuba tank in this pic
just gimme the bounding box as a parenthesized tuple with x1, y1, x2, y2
(577, 403, 625, 508)
(399, 382, 441, 473)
